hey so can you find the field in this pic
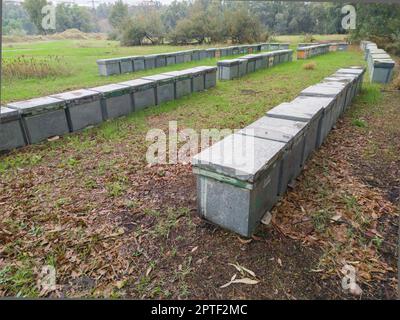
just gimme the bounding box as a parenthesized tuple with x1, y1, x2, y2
(1, 34, 347, 103)
(0, 36, 398, 298)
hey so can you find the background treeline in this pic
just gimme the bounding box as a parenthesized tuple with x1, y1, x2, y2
(3, 1, 400, 50)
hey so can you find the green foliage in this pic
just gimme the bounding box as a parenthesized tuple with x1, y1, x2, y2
(120, 9, 165, 45)
(2, 2, 35, 35)
(108, 0, 129, 30)
(55, 4, 95, 33)
(225, 5, 264, 43)
(22, 0, 48, 34)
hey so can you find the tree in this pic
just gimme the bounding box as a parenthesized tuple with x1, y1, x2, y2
(109, 0, 128, 30)
(161, 0, 189, 33)
(55, 4, 94, 33)
(120, 17, 147, 46)
(22, 0, 48, 34)
(225, 6, 264, 43)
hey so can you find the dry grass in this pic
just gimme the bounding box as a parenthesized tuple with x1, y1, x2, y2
(303, 61, 317, 70)
(2, 29, 107, 44)
(2, 56, 71, 80)
(392, 75, 400, 90)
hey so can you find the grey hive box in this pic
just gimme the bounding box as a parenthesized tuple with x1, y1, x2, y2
(199, 49, 208, 60)
(0, 106, 28, 152)
(335, 67, 365, 94)
(142, 74, 175, 104)
(371, 59, 395, 83)
(364, 43, 378, 60)
(238, 116, 308, 196)
(119, 57, 134, 73)
(237, 58, 248, 77)
(183, 50, 192, 63)
(166, 53, 176, 66)
(315, 81, 349, 119)
(323, 75, 357, 110)
(264, 52, 274, 68)
(270, 43, 280, 50)
(187, 67, 205, 92)
(266, 98, 326, 159)
(119, 78, 156, 111)
(7, 96, 69, 144)
(162, 70, 192, 99)
(337, 43, 348, 51)
(192, 133, 286, 237)
(144, 55, 157, 69)
(242, 55, 257, 73)
(254, 55, 265, 70)
(132, 56, 145, 71)
(155, 54, 167, 68)
(50, 89, 103, 132)
(175, 52, 185, 64)
(290, 96, 336, 148)
(299, 84, 345, 128)
(217, 59, 240, 80)
(206, 48, 216, 59)
(191, 50, 200, 61)
(231, 46, 240, 55)
(97, 58, 121, 76)
(279, 43, 290, 50)
(220, 48, 229, 57)
(90, 83, 133, 120)
(271, 52, 280, 66)
(331, 73, 359, 101)
(192, 66, 217, 89)
(368, 52, 391, 70)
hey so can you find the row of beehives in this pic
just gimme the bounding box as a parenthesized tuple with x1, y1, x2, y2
(0, 66, 217, 152)
(297, 42, 348, 51)
(97, 43, 290, 76)
(360, 41, 395, 84)
(217, 49, 293, 80)
(192, 66, 365, 237)
(296, 43, 331, 60)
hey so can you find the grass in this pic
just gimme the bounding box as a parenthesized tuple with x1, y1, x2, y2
(0, 42, 374, 298)
(276, 34, 348, 43)
(0, 49, 365, 173)
(1, 40, 248, 103)
(2, 55, 71, 80)
(2, 34, 348, 103)
(303, 61, 317, 70)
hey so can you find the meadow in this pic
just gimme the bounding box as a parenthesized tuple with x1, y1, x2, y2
(1, 35, 398, 299)
(1, 34, 347, 103)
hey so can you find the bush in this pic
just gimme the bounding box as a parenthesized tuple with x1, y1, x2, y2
(303, 33, 316, 43)
(303, 62, 316, 70)
(2, 56, 71, 80)
(120, 18, 147, 46)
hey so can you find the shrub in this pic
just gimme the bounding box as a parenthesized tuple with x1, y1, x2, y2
(2, 55, 71, 80)
(302, 33, 316, 43)
(303, 62, 316, 70)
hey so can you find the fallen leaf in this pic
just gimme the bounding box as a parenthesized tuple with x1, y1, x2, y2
(191, 246, 198, 253)
(231, 278, 259, 285)
(237, 236, 252, 244)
